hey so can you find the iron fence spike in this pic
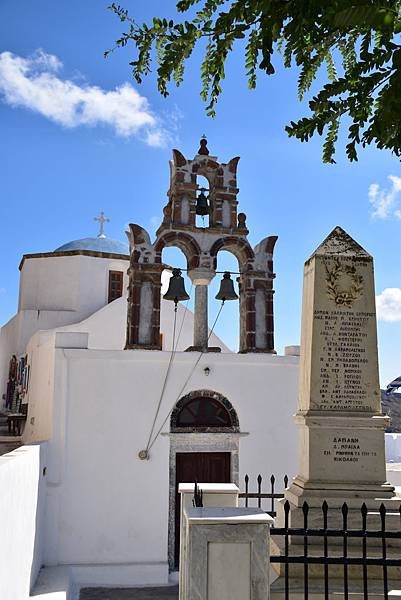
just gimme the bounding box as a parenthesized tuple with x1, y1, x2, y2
(379, 503, 386, 528)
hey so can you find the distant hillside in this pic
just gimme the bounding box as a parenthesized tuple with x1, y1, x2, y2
(381, 390, 401, 432)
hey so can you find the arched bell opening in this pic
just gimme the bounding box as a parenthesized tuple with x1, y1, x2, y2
(210, 237, 256, 353)
(210, 237, 254, 273)
(195, 175, 210, 228)
(154, 232, 201, 272)
(209, 250, 240, 352)
(159, 247, 194, 351)
(161, 246, 193, 306)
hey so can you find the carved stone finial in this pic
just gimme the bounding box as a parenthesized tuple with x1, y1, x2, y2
(172, 149, 187, 167)
(198, 136, 209, 156)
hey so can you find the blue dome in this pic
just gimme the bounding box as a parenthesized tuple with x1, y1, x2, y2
(54, 236, 129, 255)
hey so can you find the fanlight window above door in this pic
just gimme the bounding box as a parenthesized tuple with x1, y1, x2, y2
(171, 391, 239, 432)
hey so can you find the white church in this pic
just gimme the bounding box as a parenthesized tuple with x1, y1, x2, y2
(0, 140, 301, 592)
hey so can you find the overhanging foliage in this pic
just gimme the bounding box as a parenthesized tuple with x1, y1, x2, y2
(107, 1, 401, 163)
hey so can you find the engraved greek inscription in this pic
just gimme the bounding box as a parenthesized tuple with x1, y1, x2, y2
(324, 436, 378, 463)
(313, 299, 375, 411)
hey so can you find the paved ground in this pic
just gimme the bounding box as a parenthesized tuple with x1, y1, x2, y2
(80, 586, 179, 600)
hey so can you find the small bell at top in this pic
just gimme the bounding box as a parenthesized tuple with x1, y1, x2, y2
(163, 268, 190, 304)
(215, 272, 239, 302)
(196, 188, 210, 216)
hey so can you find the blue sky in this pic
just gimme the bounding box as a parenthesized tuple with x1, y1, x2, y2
(0, 0, 400, 386)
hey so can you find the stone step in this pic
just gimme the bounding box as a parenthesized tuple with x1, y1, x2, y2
(79, 586, 179, 600)
(271, 537, 401, 580)
(271, 577, 401, 599)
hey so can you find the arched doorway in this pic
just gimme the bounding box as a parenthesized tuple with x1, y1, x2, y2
(168, 390, 240, 570)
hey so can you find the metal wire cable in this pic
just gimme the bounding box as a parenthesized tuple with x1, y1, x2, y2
(147, 300, 225, 452)
(143, 282, 193, 454)
(144, 306, 177, 454)
(165, 267, 242, 275)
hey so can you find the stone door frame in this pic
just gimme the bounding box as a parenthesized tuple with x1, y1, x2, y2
(167, 432, 244, 572)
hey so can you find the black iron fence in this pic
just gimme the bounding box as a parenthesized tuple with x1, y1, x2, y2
(270, 500, 401, 600)
(191, 476, 401, 598)
(239, 473, 288, 516)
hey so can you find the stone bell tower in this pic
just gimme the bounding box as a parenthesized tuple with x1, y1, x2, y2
(125, 139, 278, 353)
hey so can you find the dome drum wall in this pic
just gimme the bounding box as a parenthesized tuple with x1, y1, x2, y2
(16, 252, 129, 351)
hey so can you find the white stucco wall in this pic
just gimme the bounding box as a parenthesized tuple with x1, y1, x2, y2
(1, 253, 129, 403)
(24, 332, 57, 442)
(2, 251, 296, 587)
(19, 254, 129, 315)
(0, 444, 47, 600)
(1, 254, 231, 403)
(24, 336, 298, 586)
(33, 294, 231, 353)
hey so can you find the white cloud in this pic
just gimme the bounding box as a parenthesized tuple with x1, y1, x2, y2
(376, 288, 401, 322)
(368, 175, 401, 220)
(149, 215, 160, 231)
(0, 49, 167, 145)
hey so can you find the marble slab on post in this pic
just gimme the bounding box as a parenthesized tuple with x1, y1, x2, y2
(184, 507, 273, 600)
(178, 483, 239, 600)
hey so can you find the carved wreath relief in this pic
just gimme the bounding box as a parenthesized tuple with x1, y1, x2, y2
(325, 258, 363, 307)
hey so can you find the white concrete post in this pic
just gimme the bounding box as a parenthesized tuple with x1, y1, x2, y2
(179, 483, 239, 600)
(188, 269, 215, 350)
(184, 507, 273, 600)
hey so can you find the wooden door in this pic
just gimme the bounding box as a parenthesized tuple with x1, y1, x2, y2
(174, 452, 231, 568)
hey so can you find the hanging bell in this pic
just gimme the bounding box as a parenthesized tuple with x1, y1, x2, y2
(215, 272, 239, 302)
(196, 188, 210, 216)
(163, 268, 190, 304)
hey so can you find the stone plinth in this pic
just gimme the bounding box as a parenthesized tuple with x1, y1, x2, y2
(183, 507, 273, 600)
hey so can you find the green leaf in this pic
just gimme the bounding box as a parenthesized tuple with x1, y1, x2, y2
(333, 6, 394, 29)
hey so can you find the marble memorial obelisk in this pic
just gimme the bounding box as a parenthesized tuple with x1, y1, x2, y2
(271, 227, 401, 594)
(287, 226, 395, 510)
